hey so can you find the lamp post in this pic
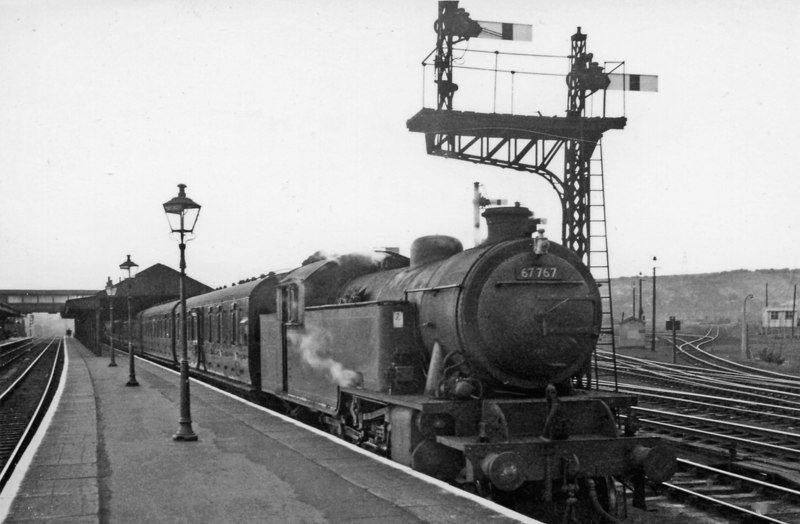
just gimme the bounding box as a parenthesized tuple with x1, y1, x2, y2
(792, 284, 797, 339)
(651, 257, 657, 352)
(105, 277, 118, 367)
(163, 183, 201, 442)
(120, 254, 140, 387)
(742, 294, 754, 359)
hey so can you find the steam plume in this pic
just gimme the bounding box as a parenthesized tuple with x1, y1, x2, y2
(287, 326, 362, 388)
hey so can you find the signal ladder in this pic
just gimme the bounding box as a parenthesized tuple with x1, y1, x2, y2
(588, 140, 618, 391)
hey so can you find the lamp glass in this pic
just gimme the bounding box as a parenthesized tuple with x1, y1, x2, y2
(163, 184, 201, 234)
(105, 277, 117, 297)
(119, 255, 139, 278)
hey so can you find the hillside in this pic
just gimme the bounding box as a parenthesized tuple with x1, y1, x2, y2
(610, 268, 800, 325)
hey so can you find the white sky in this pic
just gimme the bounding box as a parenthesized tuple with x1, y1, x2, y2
(0, 0, 797, 290)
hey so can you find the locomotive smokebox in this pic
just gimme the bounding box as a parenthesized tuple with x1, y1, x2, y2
(483, 205, 535, 243)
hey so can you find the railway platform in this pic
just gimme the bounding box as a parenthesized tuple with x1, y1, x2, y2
(0, 338, 536, 523)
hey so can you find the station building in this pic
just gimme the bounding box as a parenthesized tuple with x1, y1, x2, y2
(1, 301, 24, 338)
(63, 263, 212, 354)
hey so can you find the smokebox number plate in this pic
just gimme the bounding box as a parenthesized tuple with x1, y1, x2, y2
(517, 266, 558, 280)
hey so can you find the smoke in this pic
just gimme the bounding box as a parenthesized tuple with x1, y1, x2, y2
(287, 326, 362, 388)
(302, 250, 390, 270)
(28, 313, 74, 338)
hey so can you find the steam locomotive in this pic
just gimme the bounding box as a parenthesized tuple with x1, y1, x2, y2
(115, 204, 675, 521)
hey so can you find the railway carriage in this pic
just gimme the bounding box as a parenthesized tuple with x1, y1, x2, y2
(137, 274, 283, 389)
(138, 301, 180, 364)
(182, 274, 282, 387)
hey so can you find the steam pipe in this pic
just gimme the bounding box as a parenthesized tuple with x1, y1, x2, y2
(424, 341, 445, 397)
(473, 182, 481, 246)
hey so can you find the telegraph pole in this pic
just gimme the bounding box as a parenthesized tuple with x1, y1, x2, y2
(651, 257, 657, 351)
(638, 273, 644, 320)
(792, 284, 797, 339)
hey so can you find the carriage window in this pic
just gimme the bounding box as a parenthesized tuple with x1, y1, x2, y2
(210, 310, 216, 342)
(281, 284, 302, 324)
(216, 308, 221, 342)
(222, 309, 229, 343)
(206, 309, 212, 342)
(240, 317, 248, 345)
(231, 307, 238, 345)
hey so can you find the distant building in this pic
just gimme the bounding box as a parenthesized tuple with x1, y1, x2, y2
(0, 289, 97, 314)
(63, 263, 212, 354)
(761, 304, 798, 334)
(618, 316, 646, 349)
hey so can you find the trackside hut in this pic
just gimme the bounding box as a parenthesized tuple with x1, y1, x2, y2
(618, 316, 646, 349)
(762, 304, 799, 334)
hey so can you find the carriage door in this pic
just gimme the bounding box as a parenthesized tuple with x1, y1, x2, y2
(280, 283, 303, 393)
(192, 309, 205, 370)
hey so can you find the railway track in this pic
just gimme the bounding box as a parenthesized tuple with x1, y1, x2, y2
(0, 338, 35, 371)
(0, 337, 64, 492)
(597, 328, 800, 521)
(659, 459, 800, 523)
(633, 406, 800, 468)
(599, 349, 800, 416)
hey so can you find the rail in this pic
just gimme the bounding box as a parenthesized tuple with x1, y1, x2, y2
(0, 338, 35, 369)
(663, 459, 800, 523)
(0, 337, 63, 490)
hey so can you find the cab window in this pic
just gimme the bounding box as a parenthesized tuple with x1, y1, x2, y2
(281, 284, 302, 324)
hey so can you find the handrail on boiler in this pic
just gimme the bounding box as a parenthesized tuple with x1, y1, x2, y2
(403, 284, 461, 302)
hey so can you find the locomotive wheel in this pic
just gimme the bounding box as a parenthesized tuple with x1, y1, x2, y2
(587, 476, 621, 522)
(410, 440, 464, 483)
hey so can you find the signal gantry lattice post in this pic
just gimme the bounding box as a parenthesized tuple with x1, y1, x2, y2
(408, 4, 624, 263)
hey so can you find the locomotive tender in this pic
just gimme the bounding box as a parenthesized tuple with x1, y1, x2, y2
(127, 204, 675, 520)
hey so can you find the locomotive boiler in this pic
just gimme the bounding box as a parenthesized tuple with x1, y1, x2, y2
(342, 204, 600, 393)
(130, 204, 675, 521)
